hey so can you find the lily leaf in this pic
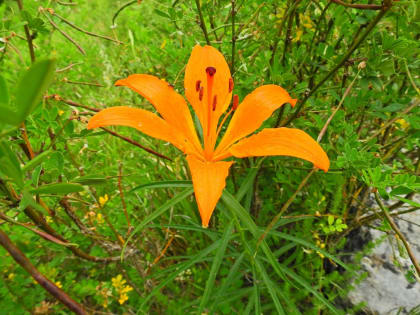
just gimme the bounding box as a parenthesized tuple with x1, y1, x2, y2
(30, 183, 84, 195)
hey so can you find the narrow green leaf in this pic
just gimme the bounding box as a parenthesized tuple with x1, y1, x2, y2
(15, 59, 55, 122)
(121, 188, 193, 260)
(22, 149, 52, 172)
(140, 239, 221, 308)
(199, 221, 234, 312)
(0, 140, 24, 187)
(30, 183, 84, 194)
(73, 175, 108, 185)
(222, 191, 339, 314)
(130, 180, 192, 192)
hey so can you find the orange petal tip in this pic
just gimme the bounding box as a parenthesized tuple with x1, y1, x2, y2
(114, 79, 126, 86)
(290, 98, 297, 107)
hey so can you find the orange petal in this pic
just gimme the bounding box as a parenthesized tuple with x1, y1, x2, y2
(87, 106, 187, 152)
(186, 155, 233, 228)
(214, 85, 297, 156)
(184, 45, 232, 145)
(115, 74, 202, 154)
(228, 128, 329, 172)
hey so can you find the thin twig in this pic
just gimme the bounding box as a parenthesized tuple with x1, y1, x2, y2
(317, 67, 361, 142)
(63, 78, 104, 87)
(41, 8, 86, 55)
(112, 0, 139, 26)
(231, 0, 236, 75)
(16, 0, 35, 62)
(0, 229, 87, 314)
(330, 0, 382, 10)
(363, 98, 419, 142)
(101, 127, 172, 161)
(47, 9, 123, 44)
(56, 62, 82, 72)
(374, 190, 420, 277)
(194, 0, 211, 44)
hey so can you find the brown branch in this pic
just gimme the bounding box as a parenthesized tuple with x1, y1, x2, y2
(101, 127, 172, 161)
(47, 9, 123, 44)
(47, 95, 173, 161)
(374, 191, 420, 277)
(0, 229, 87, 314)
(16, 0, 35, 62)
(41, 8, 86, 55)
(330, 0, 383, 10)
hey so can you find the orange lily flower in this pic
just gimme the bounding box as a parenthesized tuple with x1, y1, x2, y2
(87, 45, 329, 227)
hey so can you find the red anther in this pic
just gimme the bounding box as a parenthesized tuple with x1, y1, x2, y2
(229, 78, 234, 93)
(206, 67, 216, 76)
(212, 95, 217, 111)
(232, 94, 239, 110)
(195, 80, 201, 91)
(199, 87, 204, 101)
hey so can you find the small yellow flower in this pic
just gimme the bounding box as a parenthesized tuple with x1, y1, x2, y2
(55, 281, 62, 288)
(96, 213, 105, 224)
(45, 216, 53, 224)
(8, 273, 15, 280)
(99, 194, 109, 207)
(58, 110, 65, 116)
(119, 293, 129, 305)
(292, 29, 303, 42)
(160, 39, 167, 49)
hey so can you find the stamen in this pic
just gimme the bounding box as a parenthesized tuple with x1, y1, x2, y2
(206, 67, 216, 76)
(229, 78, 234, 93)
(195, 80, 201, 91)
(212, 95, 217, 111)
(199, 87, 204, 101)
(232, 94, 239, 110)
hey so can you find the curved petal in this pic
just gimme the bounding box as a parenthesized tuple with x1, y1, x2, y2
(227, 128, 329, 172)
(214, 85, 297, 157)
(115, 74, 202, 154)
(184, 45, 232, 145)
(186, 155, 233, 228)
(87, 106, 189, 152)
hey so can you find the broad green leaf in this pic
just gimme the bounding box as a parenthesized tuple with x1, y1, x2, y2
(0, 105, 20, 125)
(15, 59, 55, 122)
(30, 183, 84, 194)
(0, 140, 24, 187)
(0, 75, 9, 104)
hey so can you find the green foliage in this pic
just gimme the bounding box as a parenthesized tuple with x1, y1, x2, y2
(0, 0, 419, 314)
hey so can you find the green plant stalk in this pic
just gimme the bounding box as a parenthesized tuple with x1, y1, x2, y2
(282, 1, 392, 126)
